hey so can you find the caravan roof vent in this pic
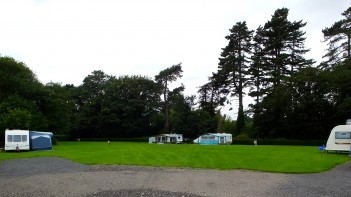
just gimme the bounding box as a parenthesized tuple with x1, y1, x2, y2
(346, 119, 351, 125)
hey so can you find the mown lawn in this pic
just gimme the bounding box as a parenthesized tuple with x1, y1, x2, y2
(0, 142, 349, 173)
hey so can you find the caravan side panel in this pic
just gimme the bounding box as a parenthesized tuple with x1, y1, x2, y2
(4, 130, 30, 151)
(176, 134, 183, 143)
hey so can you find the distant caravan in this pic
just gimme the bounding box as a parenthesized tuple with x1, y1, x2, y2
(4, 129, 30, 151)
(325, 125, 351, 153)
(4, 129, 53, 151)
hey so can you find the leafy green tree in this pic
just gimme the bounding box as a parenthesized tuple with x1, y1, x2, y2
(217, 21, 253, 134)
(321, 6, 351, 69)
(0, 56, 40, 101)
(327, 62, 351, 124)
(286, 67, 335, 139)
(168, 86, 190, 135)
(1, 108, 32, 130)
(42, 82, 76, 134)
(222, 115, 235, 135)
(101, 75, 161, 137)
(336, 97, 351, 124)
(155, 63, 183, 133)
(74, 70, 111, 137)
(255, 67, 335, 139)
(185, 109, 215, 138)
(254, 83, 293, 138)
(0, 108, 31, 145)
(0, 56, 49, 132)
(168, 87, 215, 138)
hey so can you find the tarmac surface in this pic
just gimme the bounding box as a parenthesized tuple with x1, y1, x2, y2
(0, 157, 351, 197)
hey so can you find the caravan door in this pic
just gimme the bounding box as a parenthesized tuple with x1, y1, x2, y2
(219, 137, 225, 144)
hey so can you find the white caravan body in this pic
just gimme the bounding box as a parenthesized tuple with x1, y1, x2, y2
(149, 134, 183, 144)
(325, 125, 351, 152)
(4, 129, 30, 151)
(193, 133, 232, 145)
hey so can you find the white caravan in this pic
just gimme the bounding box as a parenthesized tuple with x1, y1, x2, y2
(149, 134, 183, 144)
(325, 125, 351, 152)
(4, 129, 30, 151)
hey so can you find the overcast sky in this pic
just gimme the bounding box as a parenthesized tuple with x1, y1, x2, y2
(0, 0, 349, 117)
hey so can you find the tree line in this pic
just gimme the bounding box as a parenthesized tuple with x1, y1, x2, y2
(199, 7, 351, 140)
(0, 59, 226, 140)
(1, 6, 350, 141)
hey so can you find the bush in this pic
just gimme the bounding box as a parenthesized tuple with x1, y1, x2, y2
(54, 135, 71, 141)
(235, 133, 250, 140)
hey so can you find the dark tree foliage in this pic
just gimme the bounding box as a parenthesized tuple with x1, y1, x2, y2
(100, 75, 161, 137)
(0, 56, 39, 101)
(198, 72, 226, 117)
(169, 87, 215, 138)
(185, 109, 215, 138)
(72, 72, 163, 138)
(73, 70, 111, 137)
(0, 56, 48, 134)
(287, 68, 336, 139)
(250, 8, 314, 139)
(168, 86, 190, 135)
(327, 62, 351, 124)
(255, 67, 338, 140)
(249, 26, 267, 105)
(42, 82, 76, 134)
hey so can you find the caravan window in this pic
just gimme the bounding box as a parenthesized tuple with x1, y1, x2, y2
(201, 135, 215, 140)
(22, 135, 27, 142)
(335, 132, 351, 139)
(13, 135, 21, 142)
(7, 135, 12, 142)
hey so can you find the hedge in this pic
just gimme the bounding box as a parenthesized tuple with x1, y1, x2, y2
(52, 135, 327, 146)
(232, 139, 326, 146)
(73, 137, 149, 142)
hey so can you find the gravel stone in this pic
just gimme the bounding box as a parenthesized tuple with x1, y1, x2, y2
(0, 157, 87, 178)
(0, 157, 350, 197)
(86, 188, 203, 197)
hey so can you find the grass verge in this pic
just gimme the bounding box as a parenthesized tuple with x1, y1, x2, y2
(0, 142, 349, 173)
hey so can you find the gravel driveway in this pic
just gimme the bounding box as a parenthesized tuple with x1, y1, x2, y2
(0, 157, 351, 197)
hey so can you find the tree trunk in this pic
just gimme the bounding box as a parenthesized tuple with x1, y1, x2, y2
(163, 81, 169, 133)
(236, 53, 245, 134)
(348, 34, 351, 69)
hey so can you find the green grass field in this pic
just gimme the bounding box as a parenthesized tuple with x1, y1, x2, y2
(0, 142, 350, 173)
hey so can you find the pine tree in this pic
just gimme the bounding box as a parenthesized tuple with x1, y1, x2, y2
(155, 63, 183, 133)
(259, 8, 313, 91)
(217, 21, 253, 134)
(249, 26, 267, 105)
(322, 6, 351, 69)
(250, 8, 313, 138)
